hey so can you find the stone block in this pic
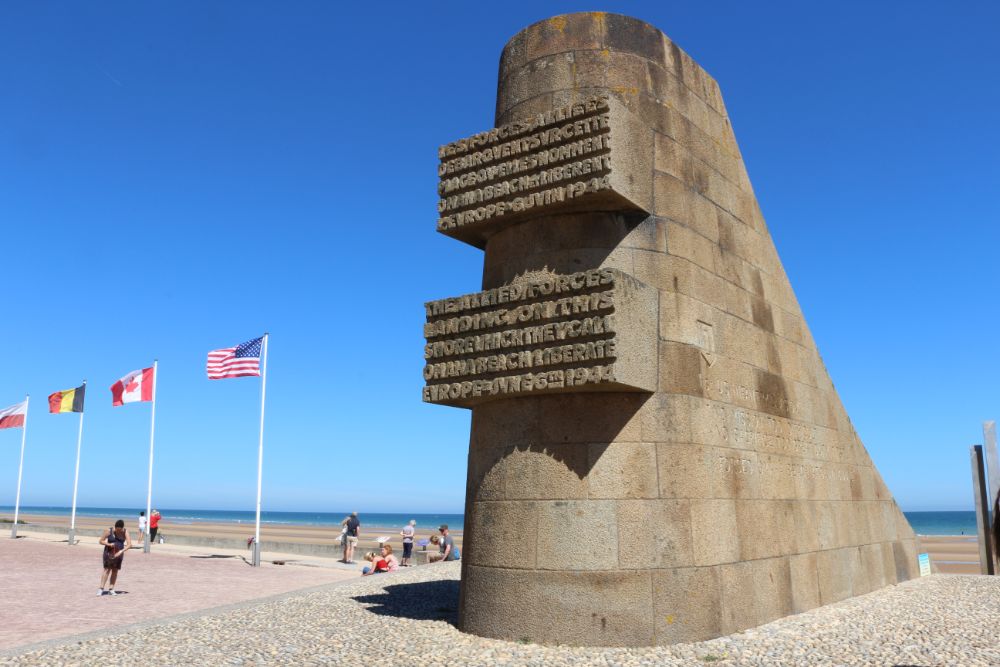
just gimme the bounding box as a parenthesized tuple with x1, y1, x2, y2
(655, 442, 714, 499)
(791, 501, 820, 553)
(460, 564, 655, 646)
(665, 220, 717, 273)
(536, 500, 618, 570)
(523, 13, 606, 62)
(652, 566, 722, 643)
(736, 499, 794, 560)
(658, 340, 705, 397)
(616, 499, 693, 568)
(467, 500, 538, 568)
(816, 547, 866, 604)
(859, 542, 888, 591)
(472, 443, 589, 501)
(719, 557, 792, 634)
(653, 171, 720, 242)
(638, 392, 692, 443)
(588, 441, 658, 499)
(690, 498, 740, 566)
(788, 552, 820, 613)
(538, 392, 645, 444)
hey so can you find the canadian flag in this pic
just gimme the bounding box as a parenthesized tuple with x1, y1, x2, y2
(111, 367, 155, 406)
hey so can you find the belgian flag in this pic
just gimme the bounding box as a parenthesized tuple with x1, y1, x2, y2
(49, 383, 86, 413)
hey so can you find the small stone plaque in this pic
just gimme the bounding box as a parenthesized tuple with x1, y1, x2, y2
(422, 268, 658, 407)
(436, 95, 652, 247)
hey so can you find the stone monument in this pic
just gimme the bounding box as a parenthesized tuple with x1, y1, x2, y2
(422, 13, 919, 646)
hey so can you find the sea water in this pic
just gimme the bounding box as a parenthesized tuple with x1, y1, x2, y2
(0, 506, 464, 530)
(1, 506, 979, 535)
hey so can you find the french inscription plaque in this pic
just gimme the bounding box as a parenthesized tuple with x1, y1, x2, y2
(437, 95, 652, 247)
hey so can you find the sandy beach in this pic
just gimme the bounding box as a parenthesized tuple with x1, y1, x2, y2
(2, 511, 463, 556)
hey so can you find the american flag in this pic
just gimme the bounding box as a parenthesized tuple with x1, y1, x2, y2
(207, 336, 263, 380)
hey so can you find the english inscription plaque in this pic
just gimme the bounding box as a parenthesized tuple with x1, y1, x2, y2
(423, 268, 657, 407)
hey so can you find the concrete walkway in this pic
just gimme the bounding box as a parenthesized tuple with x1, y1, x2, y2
(0, 533, 357, 651)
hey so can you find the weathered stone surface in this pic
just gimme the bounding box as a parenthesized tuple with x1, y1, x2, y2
(424, 11, 916, 647)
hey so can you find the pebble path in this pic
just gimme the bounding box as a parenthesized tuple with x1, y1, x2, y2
(3, 563, 998, 666)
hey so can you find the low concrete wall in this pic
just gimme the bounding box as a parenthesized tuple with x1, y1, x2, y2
(21, 523, 343, 559)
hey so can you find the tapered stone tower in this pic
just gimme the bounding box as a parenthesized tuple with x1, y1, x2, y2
(422, 13, 918, 646)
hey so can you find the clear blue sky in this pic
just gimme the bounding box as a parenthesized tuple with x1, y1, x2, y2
(1, 2, 997, 513)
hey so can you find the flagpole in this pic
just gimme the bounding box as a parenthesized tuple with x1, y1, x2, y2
(68, 381, 85, 546)
(144, 361, 158, 554)
(10, 395, 29, 539)
(253, 333, 268, 567)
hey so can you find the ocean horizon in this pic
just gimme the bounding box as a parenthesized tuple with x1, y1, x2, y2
(0, 506, 979, 536)
(0, 505, 464, 531)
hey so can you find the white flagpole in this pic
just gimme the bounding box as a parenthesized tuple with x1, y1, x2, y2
(253, 333, 269, 567)
(68, 381, 86, 546)
(10, 395, 29, 539)
(144, 361, 158, 554)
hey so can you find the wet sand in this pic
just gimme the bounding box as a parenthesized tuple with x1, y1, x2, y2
(918, 535, 982, 574)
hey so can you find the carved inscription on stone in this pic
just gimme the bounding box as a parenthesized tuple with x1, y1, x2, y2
(423, 268, 658, 407)
(436, 96, 652, 247)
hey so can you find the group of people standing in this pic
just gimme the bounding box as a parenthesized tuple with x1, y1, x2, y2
(339, 513, 458, 575)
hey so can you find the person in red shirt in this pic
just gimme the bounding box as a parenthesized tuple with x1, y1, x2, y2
(149, 509, 161, 542)
(361, 551, 388, 575)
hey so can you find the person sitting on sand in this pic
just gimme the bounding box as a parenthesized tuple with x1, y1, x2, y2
(98, 519, 132, 596)
(399, 519, 415, 567)
(361, 550, 388, 576)
(381, 544, 399, 572)
(429, 524, 456, 563)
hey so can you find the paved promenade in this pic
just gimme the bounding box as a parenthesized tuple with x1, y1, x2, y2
(0, 533, 355, 652)
(2, 535, 998, 666)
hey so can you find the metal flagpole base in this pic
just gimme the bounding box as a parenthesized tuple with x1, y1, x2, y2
(252, 542, 261, 567)
(10, 524, 17, 539)
(144, 537, 151, 554)
(67, 528, 75, 545)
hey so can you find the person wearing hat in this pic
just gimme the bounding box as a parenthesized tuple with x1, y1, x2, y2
(429, 524, 456, 563)
(342, 511, 361, 564)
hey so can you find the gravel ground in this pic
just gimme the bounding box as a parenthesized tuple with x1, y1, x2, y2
(3, 563, 998, 666)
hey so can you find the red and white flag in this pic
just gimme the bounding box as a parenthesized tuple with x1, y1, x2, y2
(111, 367, 155, 406)
(0, 400, 27, 429)
(207, 336, 263, 380)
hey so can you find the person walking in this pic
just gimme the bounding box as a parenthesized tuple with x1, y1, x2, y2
(149, 509, 161, 543)
(399, 519, 415, 566)
(137, 511, 147, 547)
(98, 520, 132, 595)
(342, 511, 360, 564)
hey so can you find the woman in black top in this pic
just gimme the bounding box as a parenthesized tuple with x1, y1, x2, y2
(98, 519, 132, 596)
